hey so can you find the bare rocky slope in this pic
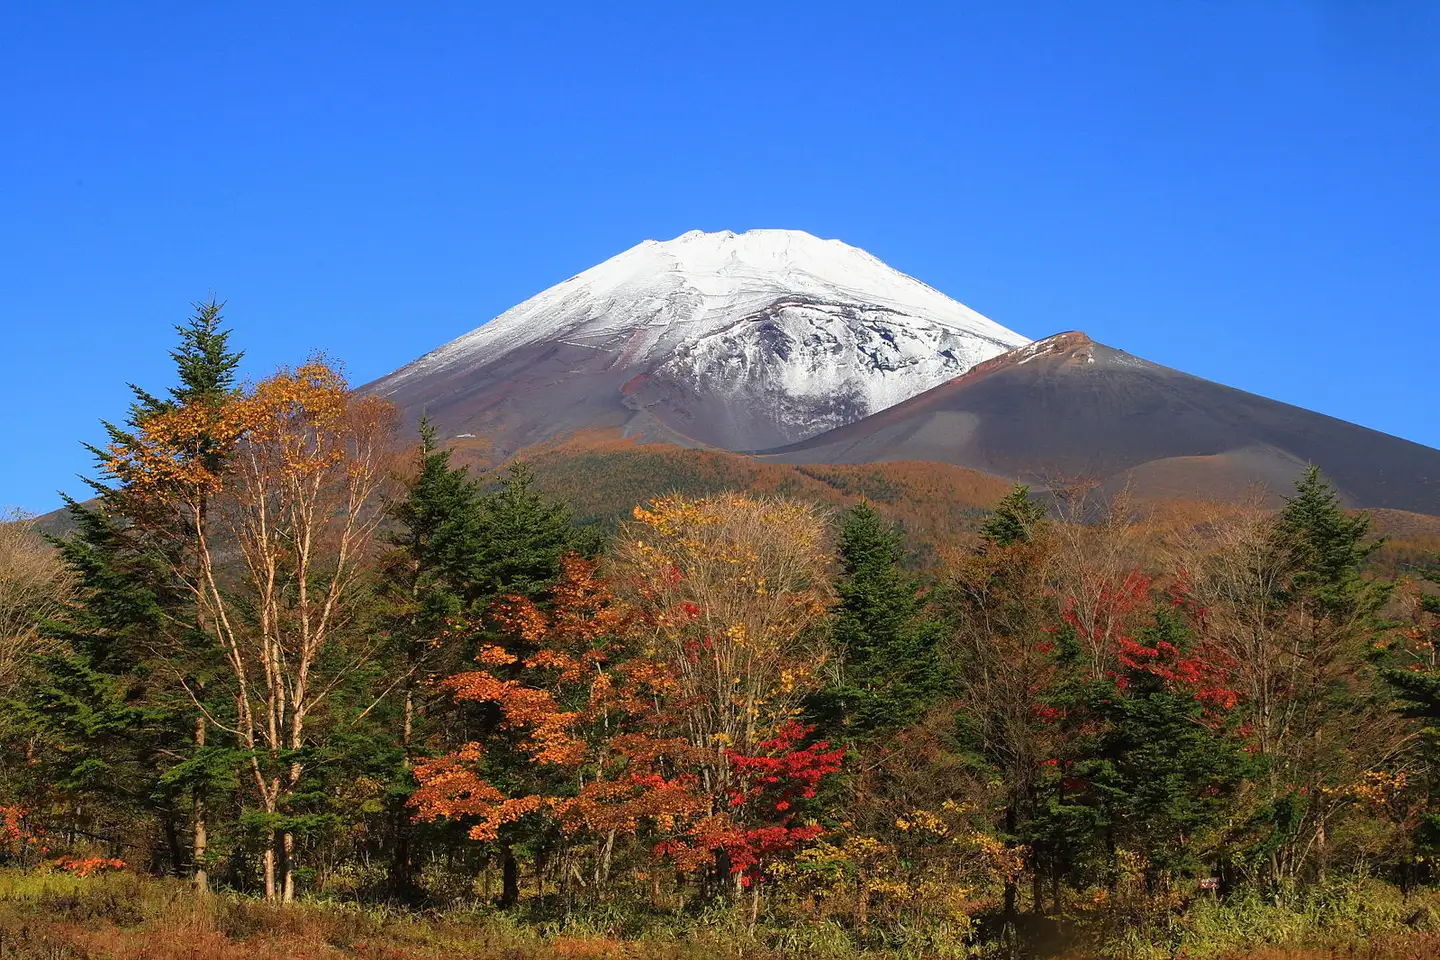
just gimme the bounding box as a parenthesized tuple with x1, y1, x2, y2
(759, 332, 1440, 514)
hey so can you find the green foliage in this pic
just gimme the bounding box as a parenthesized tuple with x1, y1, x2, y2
(470, 461, 600, 605)
(1278, 464, 1388, 621)
(978, 483, 1046, 547)
(1080, 611, 1249, 883)
(813, 502, 944, 742)
(15, 307, 1440, 955)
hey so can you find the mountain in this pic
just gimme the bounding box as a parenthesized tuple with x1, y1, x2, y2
(760, 332, 1440, 514)
(367, 229, 1029, 455)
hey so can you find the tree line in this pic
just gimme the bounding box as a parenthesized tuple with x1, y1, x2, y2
(2, 302, 1439, 952)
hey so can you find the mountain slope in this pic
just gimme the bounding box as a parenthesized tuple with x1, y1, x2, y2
(366, 229, 1028, 454)
(761, 332, 1440, 514)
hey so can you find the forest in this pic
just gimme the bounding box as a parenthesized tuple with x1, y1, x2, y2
(3, 304, 1440, 960)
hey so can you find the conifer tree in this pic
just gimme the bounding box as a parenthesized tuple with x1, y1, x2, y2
(1072, 610, 1247, 888)
(1277, 465, 1387, 621)
(1243, 466, 1392, 885)
(33, 299, 243, 890)
(1386, 560, 1440, 720)
(814, 502, 943, 741)
(467, 461, 595, 607)
(1382, 555, 1440, 866)
(381, 418, 487, 899)
(980, 484, 1048, 547)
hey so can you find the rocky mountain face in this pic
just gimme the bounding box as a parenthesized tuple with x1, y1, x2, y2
(365, 228, 1440, 516)
(366, 229, 1029, 455)
(761, 332, 1440, 514)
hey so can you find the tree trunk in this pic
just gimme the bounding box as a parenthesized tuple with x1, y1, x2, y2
(263, 838, 277, 901)
(857, 870, 869, 929)
(163, 807, 185, 878)
(389, 688, 416, 901)
(1002, 803, 1018, 918)
(499, 844, 520, 908)
(282, 829, 295, 903)
(193, 716, 209, 895)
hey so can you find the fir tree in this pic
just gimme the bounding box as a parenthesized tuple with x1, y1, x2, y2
(1382, 555, 1440, 867)
(380, 418, 487, 899)
(388, 419, 485, 626)
(814, 502, 944, 741)
(467, 460, 595, 608)
(1277, 465, 1386, 621)
(1084, 611, 1247, 885)
(980, 484, 1047, 547)
(1385, 559, 1440, 721)
(32, 299, 244, 888)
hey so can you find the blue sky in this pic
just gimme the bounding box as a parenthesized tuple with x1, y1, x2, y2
(2, 2, 1437, 514)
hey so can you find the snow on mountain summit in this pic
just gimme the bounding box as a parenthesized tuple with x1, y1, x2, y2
(375, 229, 1030, 452)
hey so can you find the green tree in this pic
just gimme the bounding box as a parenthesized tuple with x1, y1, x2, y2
(1382, 555, 1440, 879)
(1278, 465, 1386, 621)
(815, 501, 944, 742)
(383, 448, 593, 906)
(379, 418, 487, 899)
(468, 461, 596, 606)
(1063, 611, 1248, 890)
(29, 299, 243, 889)
(979, 484, 1047, 547)
(1219, 466, 1395, 887)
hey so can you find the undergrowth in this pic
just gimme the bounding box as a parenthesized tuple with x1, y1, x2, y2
(3, 869, 1440, 959)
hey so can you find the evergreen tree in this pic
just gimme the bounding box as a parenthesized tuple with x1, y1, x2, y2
(1382, 555, 1440, 870)
(980, 484, 1048, 547)
(388, 419, 485, 628)
(1238, 466, 1392, 887)
(1385, 559, 1440, 720)
(14, 502, 176, 865)
(467, 461, 596, 607)
(1277, 465, 1386, 621)
(383, 447, 593, 905)
(380, 419, 487, 899)
(28, 299, 244, 888)
(814, 502, 944, 741)
(1083, 611, 1247, 885)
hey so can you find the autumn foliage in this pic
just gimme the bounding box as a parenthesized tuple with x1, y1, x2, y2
(414, 498, 846, 894)
(10, 307, 1440, 959)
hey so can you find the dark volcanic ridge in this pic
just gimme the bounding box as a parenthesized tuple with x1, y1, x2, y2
(757, 332, 1440, 515)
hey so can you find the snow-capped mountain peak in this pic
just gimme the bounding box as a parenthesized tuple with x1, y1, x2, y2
(373, 229, 1030, 454)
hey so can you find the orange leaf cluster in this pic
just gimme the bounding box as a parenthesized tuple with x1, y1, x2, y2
(412, 557, 708, 847)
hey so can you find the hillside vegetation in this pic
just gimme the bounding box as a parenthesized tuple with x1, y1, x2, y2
(5, 305, 1440, 959)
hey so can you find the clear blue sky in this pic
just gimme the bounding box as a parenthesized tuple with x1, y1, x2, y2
(3, 2, 1437, 514)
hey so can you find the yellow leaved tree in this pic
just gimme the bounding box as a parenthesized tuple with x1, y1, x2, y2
(108, 358, 400, 901)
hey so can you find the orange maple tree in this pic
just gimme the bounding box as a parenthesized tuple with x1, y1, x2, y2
(411, 555, 707, 888)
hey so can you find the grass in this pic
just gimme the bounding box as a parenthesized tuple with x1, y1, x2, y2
(4, 869, 1440, 959)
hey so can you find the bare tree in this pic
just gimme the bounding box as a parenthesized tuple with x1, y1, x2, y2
(0, 512, 72, 697)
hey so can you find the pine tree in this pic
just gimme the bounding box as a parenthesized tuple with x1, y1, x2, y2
(380, 418, 487, 899)
(814, 502, 944, 741)
(1083, 611, 1247, 886)
(1386, 559, 1440, 720)
(1239, 465, 1392, 885)
(979, 484, 1047, 547)
(383, 448, 593, 905)
(389, 419, 485, 622)
(1382, 555, 1440, 869)
(17, 502, 175, 863)
(32, 299, 244, 889)
(1277, 465, 1386, 621)
(467, 461, 596, 609)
